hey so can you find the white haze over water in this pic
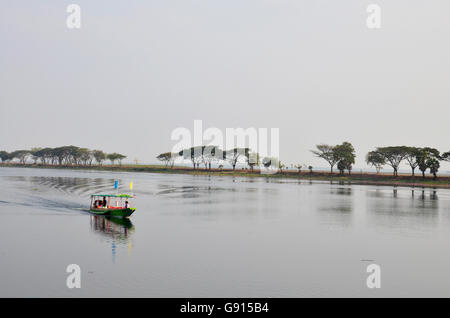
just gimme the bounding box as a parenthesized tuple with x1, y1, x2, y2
(1, 1, 450, 172)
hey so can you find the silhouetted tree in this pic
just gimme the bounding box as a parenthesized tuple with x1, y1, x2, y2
(427, 158, 440, 180)
(93, 150, 106, 166)
(225, 148, 249, 170)
(416, 147, 440, 178)
(366, 151, 385, 173)
(405, 147, 420, 176)
(156, 152, 178, 168)
(334, 142, 356, 175)
(371, 146, 409, 177)
(311, 144, 339, 174)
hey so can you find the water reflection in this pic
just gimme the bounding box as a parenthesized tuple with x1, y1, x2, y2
(333, 187, 352, 196)
(368, 187, 439, 201)
(415, 189, 438, 201)
(317, 186, 354, 228)
(90, 215, 134, 242)
(90, 215, 135, 262)
(366, 188, 439, 231)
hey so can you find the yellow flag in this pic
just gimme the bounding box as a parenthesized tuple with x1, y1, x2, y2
(129, 182, 133, 190)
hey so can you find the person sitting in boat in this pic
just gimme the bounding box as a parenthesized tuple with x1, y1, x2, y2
(93, 200, 99, 208)
(124, 201, 130, 209)
(102, 197, 107, 208)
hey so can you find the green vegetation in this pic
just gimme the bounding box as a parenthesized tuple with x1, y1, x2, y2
(366, 151, 386, 173)
(226, 148, 250, 171)
(93, 150, 107, 166)
(156, 152, 177, 167)
(0, 146, 126, 166)
(174, 146, 251, 171)
(366, 146, 442, 178)
(311, 144, 339, 174)
(2, 162, 449, 190)
(311, 142, 355, 175)
(107, 153, 127, 166)
(2, 142, 450, 189)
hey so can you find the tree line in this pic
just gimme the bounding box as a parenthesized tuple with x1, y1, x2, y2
(0, 146, 127, 166)
(313, 143, 450, 179)
(365, 146, 449, 179)
(3, 144, 449, 179)
(157, 146, 259, 171)
(157, 143, 450, 180)
(157, 146, 316, 173)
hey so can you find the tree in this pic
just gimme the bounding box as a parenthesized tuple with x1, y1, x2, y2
(427, 157, 440, 180)
(278, 160, 285, 173)
(0, 151, 11, 163)
(442, 151, 450, 163)
(366, 151, 385, 173)
(334, 142, 356, 175)
(34, 148, 53, 165)
(156, 152, 177, 167)
(1, 146, 126, 167)
(311, 144, 339, 175)
(179, 146, 204, 169)
(107, 153, 116, 165)
(247, 152, 260, 171)
(416, 147, 440, 178)
(308, 165, 313, 174)
(337, 160, 351, 175)
(52, 146, 72, 165)
(107, 153, 126, 165)
(93, 150, 106, 166)
(46, 148, 59, 165)
(116, 153, 126, 165)
(79, 148, 93, 166)
(30, 147, 43, 164)
(295, 164, 302, 174)
(202, 146, 223, 170)
(404, 147, 420, 176)
(373, 146, 409, 177)
(11, 150, 30, 164)
(51, 145, 81, 165)
(225, 148, 249, 170)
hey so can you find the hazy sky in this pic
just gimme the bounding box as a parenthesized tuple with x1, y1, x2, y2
(1, 1, 450, 171)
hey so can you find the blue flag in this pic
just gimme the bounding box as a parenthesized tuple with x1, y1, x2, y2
(114, 180, 119, 189)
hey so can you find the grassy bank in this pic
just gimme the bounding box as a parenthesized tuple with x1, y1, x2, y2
(1, 163, 450, 190)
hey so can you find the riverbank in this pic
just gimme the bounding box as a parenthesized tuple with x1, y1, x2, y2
(1, 163, 450, 190)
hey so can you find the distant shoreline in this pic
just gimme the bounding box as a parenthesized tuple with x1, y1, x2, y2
(1, 163, 450, 190)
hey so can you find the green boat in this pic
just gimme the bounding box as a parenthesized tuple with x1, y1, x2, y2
(89, 194, 136, 218)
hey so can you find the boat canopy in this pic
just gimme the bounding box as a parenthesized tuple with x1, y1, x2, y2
(90, 194, 134, 198)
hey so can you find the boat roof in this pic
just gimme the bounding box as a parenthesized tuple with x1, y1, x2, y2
(91, 194, 134, 198)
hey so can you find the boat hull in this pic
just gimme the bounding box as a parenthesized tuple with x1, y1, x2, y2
(89, 207, 135, 218)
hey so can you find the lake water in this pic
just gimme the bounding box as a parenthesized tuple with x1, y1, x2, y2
(1, 167, 450, 297)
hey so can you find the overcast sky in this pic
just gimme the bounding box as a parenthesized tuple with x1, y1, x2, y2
(1, 0, 450, 171)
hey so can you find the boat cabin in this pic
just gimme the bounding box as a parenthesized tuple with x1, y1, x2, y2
(90, 194, 135, 210)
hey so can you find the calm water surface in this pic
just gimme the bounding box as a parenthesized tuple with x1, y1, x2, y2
(1, 167, 450, 297)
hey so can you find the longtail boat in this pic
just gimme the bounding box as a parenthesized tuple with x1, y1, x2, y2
(89, 194, 136, 218)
